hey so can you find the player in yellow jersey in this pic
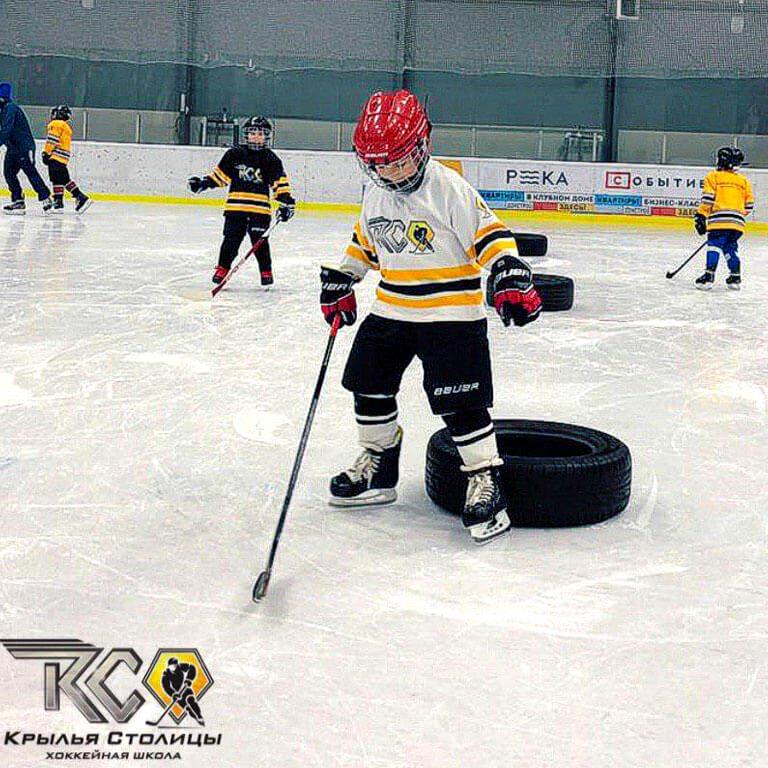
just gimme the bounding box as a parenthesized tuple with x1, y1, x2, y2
(42, 105, 91, 214)
(694, 147, 753, 290)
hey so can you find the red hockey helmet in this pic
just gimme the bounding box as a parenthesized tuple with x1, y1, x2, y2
(353, 90, 432, 193)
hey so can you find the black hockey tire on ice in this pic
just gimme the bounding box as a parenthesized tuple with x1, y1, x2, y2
(511, 233, 548, 257)
(425, 419, 632, 527)
(532, 273, 574, 312)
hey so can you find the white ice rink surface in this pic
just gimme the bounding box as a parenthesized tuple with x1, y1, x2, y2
(2, 203, 768, 767)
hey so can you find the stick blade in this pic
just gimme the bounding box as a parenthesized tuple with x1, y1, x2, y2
(665, 271, 674, 279)
(252, 570, 271, 602)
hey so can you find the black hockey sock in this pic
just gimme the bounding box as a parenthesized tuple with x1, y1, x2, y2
(254, 238, 272, 273)
(218, 235, 242, 270)
(442, 409, 499, 469)
(65, 180, 82, 198)
(53, 185, 64, 203)
(354, 394, 399, 451)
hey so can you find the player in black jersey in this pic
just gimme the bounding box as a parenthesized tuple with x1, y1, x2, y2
(188, 116, 295, 286)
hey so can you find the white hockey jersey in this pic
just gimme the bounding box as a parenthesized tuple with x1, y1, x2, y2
(339, 160, 521, 323)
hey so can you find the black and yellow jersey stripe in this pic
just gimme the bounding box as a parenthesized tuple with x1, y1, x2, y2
(697, 169, 754, 233)
(43, 119, 72, 164)
(375, 263, 482, 310)
(344, 221, 380, 270)
(469, 220, 519, 268)
(203, 145, 295, 219)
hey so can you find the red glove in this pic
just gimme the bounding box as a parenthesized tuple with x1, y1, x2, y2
(320, 266, 357, 327)
(486, 255, 542, 327)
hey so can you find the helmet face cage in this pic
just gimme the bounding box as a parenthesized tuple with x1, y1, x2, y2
(51, 105, 71, 121)
(243, 117, 272, 148)
(359, 138, 430, 194)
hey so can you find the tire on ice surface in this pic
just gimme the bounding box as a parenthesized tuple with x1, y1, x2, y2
(532, 273, 574, 312)
(511, 232, 548, 257)
(425, 420, 631, 527)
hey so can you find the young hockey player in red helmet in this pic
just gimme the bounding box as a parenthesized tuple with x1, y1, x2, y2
(188, 116, 295, 287)
(319, 90, 542, 544)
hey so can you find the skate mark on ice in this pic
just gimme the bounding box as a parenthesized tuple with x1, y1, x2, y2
(622, 471, 658, 536)
(390, 563, 689, 639)
(125, 352, 213, 374)
(233, 409, 291, 446)
(0, 373, 32, 406)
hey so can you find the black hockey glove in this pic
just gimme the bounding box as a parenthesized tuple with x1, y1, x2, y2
(486, 255, 542, 327)
(41, 152, 50, 166)
(694, 213, 707, 236)
(188, 175, 214, 194)
(320, 266, 357, 327)
(276, 203, 295, 222)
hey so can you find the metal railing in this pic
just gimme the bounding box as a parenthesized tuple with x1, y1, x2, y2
(618, 129, 768, 167)
(19, 104, 768, 167)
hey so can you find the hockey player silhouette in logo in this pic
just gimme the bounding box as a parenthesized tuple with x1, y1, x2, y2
(410, 223, 434, 252)
(161, 657, 205, 726)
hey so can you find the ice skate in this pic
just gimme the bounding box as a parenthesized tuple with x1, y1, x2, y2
(75, 194, 92, 214)
(726, 273, 741, 291)
(329, 428, 402, 507)
(3, 200, 25, 215)
(695, 270, 715, 291)
(41, 198, 54, 214)
(52, 198, 64, 213)
(260, 270, 274, 287)
(461, 465, 511, 545)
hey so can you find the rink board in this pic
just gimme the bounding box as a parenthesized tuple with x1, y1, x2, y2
(3, 141, 768, 231)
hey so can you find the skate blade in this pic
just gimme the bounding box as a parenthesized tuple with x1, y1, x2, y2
(468, 509, 511, 545)
(76, 199, 93, 215)
(695, 284, 713, 291)
(328, 488, 397, 507)
(727, 284, 741, 291)
(52, 209, 64, 215)
(3, 209, 26, 216)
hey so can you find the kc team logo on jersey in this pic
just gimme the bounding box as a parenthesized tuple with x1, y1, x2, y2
(235, 164, 263, 183)
(406, 221, 434, 252)
(368, 217, 436, 254)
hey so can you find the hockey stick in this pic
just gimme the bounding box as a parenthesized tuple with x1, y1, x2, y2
(211, 219, 281, 297)
(665, 241, 706, 279)
(145, 688, 185, 726)
(252, 315, 342, 602)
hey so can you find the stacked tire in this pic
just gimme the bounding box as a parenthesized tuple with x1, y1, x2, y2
(512, 233, 548, 258)
(532, 274, 574, 312)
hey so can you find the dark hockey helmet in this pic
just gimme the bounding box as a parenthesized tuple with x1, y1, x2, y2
(715, 146, 744, 170)
(51, 104, 72, 121)
(353, 89, 432, 194)
(167, 657, 179, 667)
(242, 115, 272, 148)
